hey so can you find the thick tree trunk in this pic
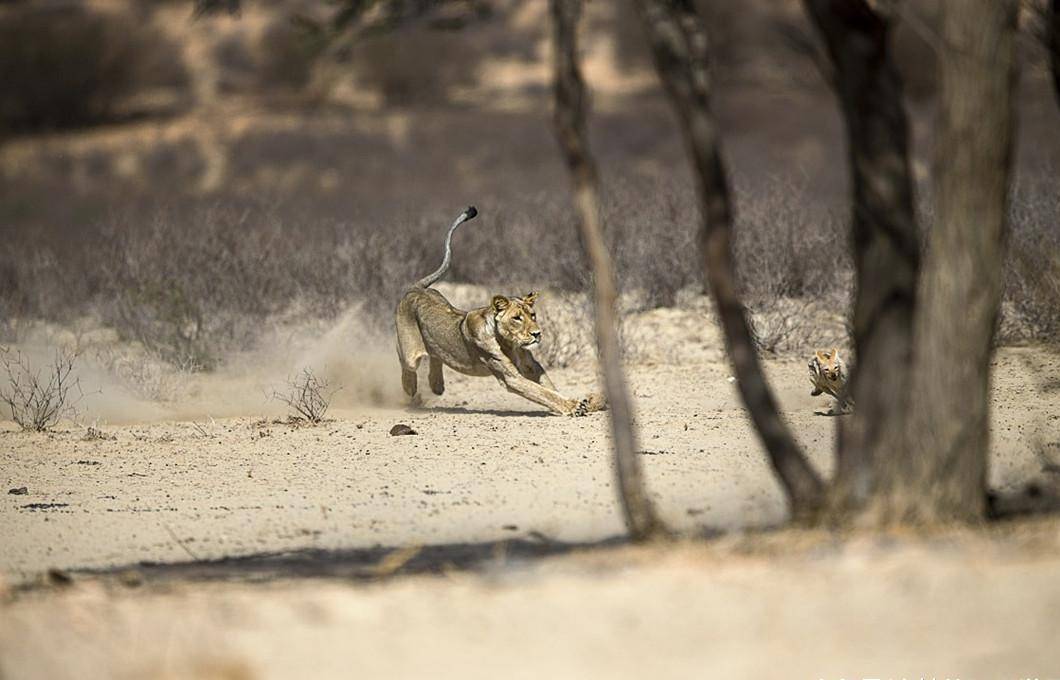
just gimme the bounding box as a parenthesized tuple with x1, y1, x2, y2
(549, 0, 665, 540)
(897, 0, 1020, 523)
(801, 1, 920, 522)
(633, 0, 824, 521)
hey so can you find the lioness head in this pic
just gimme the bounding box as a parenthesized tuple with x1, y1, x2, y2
(492, 292, 542, 348)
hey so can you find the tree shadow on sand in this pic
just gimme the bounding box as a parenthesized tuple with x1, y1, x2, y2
(408, 405, 552, 418)
(42, 535, 648, 591)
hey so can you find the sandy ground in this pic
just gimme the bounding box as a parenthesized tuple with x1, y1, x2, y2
(2, 346, 1060, 678)
(2, 347, 1058, 580)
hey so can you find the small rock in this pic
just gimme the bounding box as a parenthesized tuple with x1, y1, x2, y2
(46, 568, 73, 586)
(389, 424, 417, 436)
(8, 487, 27, 495)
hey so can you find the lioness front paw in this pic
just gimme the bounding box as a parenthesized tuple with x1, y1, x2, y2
(571, 392, 607, 417)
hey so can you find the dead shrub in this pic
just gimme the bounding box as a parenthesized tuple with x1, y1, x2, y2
(271, 367, 338, 424)
(748, 298, 816, 355)
(732, 176, 850, 301)
(749, 295, 851, 357)
(605, 175, 700, 307)
(0, 347, 86, 431)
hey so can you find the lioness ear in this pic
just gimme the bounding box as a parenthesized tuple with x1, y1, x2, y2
(492, 295, 510, 313)
(523, 291, 539, 306)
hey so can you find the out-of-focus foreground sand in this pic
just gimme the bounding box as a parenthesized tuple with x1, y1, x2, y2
(2, 523, 1060, 679)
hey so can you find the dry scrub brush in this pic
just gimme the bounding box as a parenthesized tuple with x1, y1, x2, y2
(0, 347, 86, 431)
(271, 367, 339, 424)
(2, 172, 1058, 384)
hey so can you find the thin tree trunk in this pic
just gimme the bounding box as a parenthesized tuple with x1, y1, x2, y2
(801, 0, 920, 522)
(633, 0, 824, 521)
(899, 0, 1020, 522)
(549, 0, 665, 540)
(1050, 0, 1060, 109)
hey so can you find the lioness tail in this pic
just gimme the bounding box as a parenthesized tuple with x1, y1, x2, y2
(412, 206, 478, 289)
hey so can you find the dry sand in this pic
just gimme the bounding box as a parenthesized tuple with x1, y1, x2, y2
(4, 525, 1060, 680)
(2, 343, 1059, 678)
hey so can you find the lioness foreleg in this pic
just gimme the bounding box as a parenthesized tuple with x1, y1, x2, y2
(485, 356, 578, 416)
(514, 350, 557, 391)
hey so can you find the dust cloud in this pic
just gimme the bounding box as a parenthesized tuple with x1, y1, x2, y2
(0, 306, 404, 427)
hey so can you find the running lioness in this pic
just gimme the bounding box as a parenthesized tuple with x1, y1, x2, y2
(395, 207, 603, 416)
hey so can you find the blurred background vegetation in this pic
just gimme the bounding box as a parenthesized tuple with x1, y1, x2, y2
(0, 0, 1057, 373)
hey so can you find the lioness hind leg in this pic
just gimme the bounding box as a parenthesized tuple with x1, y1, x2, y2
(428, 357, 445, 395)
(396, 308, 427, 398)
(397, 348, 425, 398)
(401, 367, 419, 398)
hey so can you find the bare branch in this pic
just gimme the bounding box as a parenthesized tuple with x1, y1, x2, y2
(633, 0, 824, 520)
(549, 0, 665, 540)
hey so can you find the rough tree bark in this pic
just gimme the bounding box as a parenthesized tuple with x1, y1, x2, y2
(899, 0, 1020, 522)
(1050, 0, 1060, 109)
(801, 0, 920, 522)
(633, 0, 824, 521)
(549, 0, 665, 540)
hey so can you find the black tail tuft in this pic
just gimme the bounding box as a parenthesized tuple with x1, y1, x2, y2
(465, 206, 478, 219)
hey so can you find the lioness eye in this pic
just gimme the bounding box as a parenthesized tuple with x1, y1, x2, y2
(531, 314, 536, 320)
(513, 315, 522, 321)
